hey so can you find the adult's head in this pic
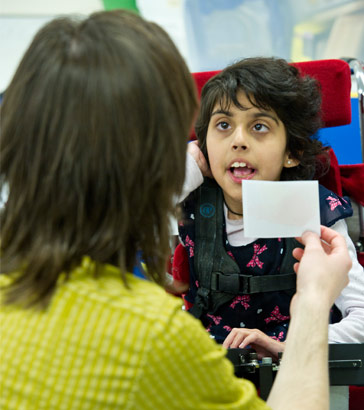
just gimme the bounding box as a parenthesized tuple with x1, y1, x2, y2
(0, 10, 197, 306)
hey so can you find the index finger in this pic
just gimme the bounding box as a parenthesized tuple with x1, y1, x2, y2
(319, 225, 347, 252)
(296, 226, 347, 255)
(222, 331, 235, 349)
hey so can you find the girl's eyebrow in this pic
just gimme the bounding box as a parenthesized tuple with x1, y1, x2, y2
(211, 108, 279, 125)
(252, 112, 279, 125)
(211, 109, 232, 117)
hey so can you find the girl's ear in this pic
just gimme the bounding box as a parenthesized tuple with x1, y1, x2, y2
(284, 153, 300, 168)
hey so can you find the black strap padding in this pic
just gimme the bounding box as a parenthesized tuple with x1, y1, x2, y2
(211, 272, 297, 294)
(192, 178, 300, 317)
(189, 287, 210, 318)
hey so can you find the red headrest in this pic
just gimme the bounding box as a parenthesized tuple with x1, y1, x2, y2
(192, 59, 352, 129)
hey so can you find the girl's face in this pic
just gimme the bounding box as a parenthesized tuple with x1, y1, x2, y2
(206, 91, 299, 217)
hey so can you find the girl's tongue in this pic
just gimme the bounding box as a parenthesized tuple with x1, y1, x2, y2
(231, 166, 253, 177)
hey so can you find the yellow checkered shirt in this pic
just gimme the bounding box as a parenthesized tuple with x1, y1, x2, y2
(0, 257, 269, 410)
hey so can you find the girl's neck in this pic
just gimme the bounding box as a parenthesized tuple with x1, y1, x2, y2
(224, 200, 243, 220)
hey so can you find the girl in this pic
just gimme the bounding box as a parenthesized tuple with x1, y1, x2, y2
(171, 57, 364, 355)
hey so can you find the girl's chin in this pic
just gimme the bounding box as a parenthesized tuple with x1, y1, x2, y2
(222, 192, 243, 206)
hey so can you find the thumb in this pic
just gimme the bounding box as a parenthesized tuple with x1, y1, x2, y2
(299, 230, 322, 251)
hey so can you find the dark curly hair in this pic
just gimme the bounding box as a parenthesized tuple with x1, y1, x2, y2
(195, 57, 329, 181)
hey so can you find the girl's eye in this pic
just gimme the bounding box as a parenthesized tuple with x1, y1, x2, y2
(217, 121, 230, 130)
(253, 123, 269, 132)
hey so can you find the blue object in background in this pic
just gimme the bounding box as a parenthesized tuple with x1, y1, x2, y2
(133, 264, 146, 279)
(318, 98, 362, 165)
(184, 0, 293, 72)
(132, 251, 147, 279)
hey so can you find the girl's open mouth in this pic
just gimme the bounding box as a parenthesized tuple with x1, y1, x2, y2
(228, 161, 256, 182)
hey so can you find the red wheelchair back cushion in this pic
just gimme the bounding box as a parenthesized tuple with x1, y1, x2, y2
(192, 59, 352, 130)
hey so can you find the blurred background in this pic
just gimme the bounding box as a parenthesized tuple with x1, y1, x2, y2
(0, 0, 363, 164)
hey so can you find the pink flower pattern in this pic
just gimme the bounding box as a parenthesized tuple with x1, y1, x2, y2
(206, 314, 222, 325)
(264, 306, 290, 324)
(179, 203, 297, 338)
(327, 195, 342, 211)
(246, 244, 268, 269)
(270, 331, 285, 341)
(227, 251, 235, 260)
(184, 235, 194, 257)
(230, 295, 251, 310)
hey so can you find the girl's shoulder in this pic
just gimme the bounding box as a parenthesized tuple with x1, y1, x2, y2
(181, 189, 197, 213)
(178, 190, 198, 243)
(319, 184, 353, 227)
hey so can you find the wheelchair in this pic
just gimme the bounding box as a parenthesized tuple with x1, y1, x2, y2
(170, 58, 364, 410)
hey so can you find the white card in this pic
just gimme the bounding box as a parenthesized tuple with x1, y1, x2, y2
(242, 180, 320, 238)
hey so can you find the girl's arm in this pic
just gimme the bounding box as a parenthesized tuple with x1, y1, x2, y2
(222, 328, 285, 360)
(178, 141, 211, 203)
(327, 218, 364, 342)
(170, 146, 204, 235)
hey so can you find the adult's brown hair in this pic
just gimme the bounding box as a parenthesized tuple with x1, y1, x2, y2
(0, 10, 197, 307)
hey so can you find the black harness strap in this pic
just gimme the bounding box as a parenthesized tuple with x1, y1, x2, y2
(210, 272, 297, 294)
(190, 178, 240, 317)
(189, 178, 299, 319)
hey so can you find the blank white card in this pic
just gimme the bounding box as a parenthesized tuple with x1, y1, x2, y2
(242, 180, 320, 238)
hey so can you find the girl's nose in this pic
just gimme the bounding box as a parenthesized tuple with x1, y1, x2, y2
(232, 128, 248, 150)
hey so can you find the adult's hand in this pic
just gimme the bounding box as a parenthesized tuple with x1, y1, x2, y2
(291, 225, 351, 313)
(267, 226, 351, 410)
